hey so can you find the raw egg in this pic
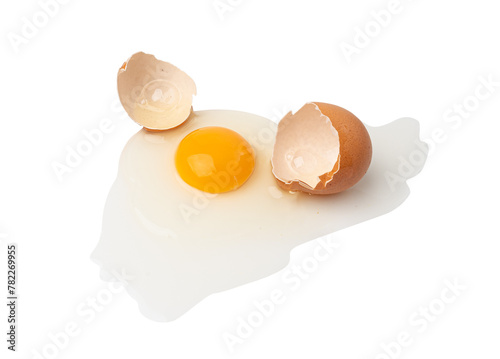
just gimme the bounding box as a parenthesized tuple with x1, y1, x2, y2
(92, 53, 427, 321)
(175, 126, 256, 194)
(92, 110, 427, 321)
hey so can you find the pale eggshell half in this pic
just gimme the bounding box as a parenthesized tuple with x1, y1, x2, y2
(272, 103, 341, 190)
(117, 52, 197, 130)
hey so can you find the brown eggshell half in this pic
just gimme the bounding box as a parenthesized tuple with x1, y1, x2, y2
(271, 102, 372, 195)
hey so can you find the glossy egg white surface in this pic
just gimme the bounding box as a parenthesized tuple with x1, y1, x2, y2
(92, 110, 427, 321)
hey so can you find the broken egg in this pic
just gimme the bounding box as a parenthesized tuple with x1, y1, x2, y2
(272, 102, 372, 195)
(93, 53, 428, 321)
(92, 110, 427, 321)
(175, 126, 256, 194)
(117, 52, 197, 130)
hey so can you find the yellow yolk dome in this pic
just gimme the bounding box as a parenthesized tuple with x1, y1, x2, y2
(175, 127, 256, 194)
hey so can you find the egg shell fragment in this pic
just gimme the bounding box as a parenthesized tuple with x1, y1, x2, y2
(272, 103, 341, 190)
(117, 52, 197, 130)
(271, 102, 372, 195)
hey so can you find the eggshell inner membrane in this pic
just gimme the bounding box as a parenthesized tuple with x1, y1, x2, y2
(117, 52, 197, 130)
(271, 103, 340, 189)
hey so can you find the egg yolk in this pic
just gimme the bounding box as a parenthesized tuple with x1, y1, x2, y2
(175, 127, 256, 194)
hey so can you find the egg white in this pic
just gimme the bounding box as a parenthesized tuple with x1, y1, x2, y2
(92, 110, 426, 321)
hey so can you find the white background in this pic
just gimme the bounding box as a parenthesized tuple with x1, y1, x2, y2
(1, 0, 499, 358)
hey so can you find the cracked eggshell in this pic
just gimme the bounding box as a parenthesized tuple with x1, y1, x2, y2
(117, 52, 197, 130)
(271, 102, 372, 195)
